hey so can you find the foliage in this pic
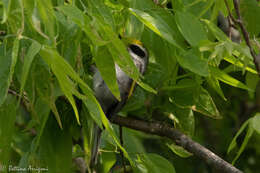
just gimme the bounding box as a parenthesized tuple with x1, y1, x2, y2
(0, 0, 260, 172)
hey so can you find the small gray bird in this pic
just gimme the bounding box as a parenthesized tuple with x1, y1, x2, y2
(90, 42, 149, 168)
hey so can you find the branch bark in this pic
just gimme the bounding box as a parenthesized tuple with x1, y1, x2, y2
(112, 116, 243, 173)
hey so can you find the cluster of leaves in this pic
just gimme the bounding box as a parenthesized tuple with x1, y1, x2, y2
(0, 0, 260, 172)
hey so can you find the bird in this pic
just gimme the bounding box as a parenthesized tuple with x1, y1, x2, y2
(90, 41, 149, 169)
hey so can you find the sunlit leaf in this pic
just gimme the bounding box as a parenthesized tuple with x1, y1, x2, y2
(210, 66, 252, 91)
(129, 7, 185, 50)
(224, 55, 257, 74)
(100, 152, 116, 173)
(202, 19, 230, 42)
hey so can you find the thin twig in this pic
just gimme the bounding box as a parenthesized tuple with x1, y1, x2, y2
(224, 0, 260, 75)
(112, 116, 243, 173)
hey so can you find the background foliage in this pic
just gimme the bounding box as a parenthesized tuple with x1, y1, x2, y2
(0, 0, 260, 172)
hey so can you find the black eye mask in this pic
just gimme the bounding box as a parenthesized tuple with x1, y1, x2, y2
(129, 44, 146, 58)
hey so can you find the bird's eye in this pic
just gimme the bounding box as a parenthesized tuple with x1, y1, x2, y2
(129, 44, 146, 58)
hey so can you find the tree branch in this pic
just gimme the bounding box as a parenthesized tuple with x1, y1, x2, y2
(224, 0, 260, 75)
(112, 116, 243, 173)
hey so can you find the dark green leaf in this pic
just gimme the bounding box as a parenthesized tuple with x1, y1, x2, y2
(175, 11, 207, 46)
(19, 41, 41, 101)
(240, 0, 260, 36)
(0, 38, 19, 106)
(170, 79, 199, 107)
(39, 115, 72, 173)
(167, 143, 192, 158)
(232, 122, 254, 164)
(194, 88, 221, 119)
(177, 49, 209, 77)
(94, 46, 120, 100)
(210, 66, 252, 91)
(136, 153, 176, 173)
(227, 119, 250, 154)
(206, 76, 226, 100)
(0, 95, 17, 165)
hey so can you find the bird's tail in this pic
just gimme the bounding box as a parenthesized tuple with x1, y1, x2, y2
(90, 124, 102, 169)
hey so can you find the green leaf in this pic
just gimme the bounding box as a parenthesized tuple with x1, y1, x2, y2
(224, 55, 258, 74)
(175, 11, 207, 46)
(167, 143, 192, 158)
(19, 41, 41, 101)
(232, 122, 254, 164)
(206, 76, 226, 100)
(251, 113, 260, 135)
(194, 88, 221, 119)
(40, 47, 88, 125)
(129, 8, 185, 50)
(100, 152, 116, 173)
(228, 113, 260, 164)
(246, 72, 259, 98)
(170, 79, 199, 107)
(142, 32, 178, 81)
(57, 5, 108, 46)
(36, 0, 56, 43)
(0, 45, 11, 106)
(227, 118, 250, 154)
(210, 66, 252, 91)
(202, 19, 230, 42)
(98, 104, 133, 165)
(1, 0, 11, 23)
(125, 1, 145, 39)
(136, 153, 176, 173)
(123, 128, 146, 153)
(80, 90, 103, 129)
(39, 115, 72, 173)
(170, 106, 195, 136)
(240, 0, 260, 36)
(211, 0, 231, 21)
(79, 87, 134, 164)
(0, 95, 17, 165)
(31, 97, 51, 153)
(94, 46, 120, 100)
(88, 0, 115, 30)
(177, 49, 209, 77)
(0, 38, 19, 106)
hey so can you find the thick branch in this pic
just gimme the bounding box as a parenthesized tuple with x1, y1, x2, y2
(224, 0, 260, 75)
(112, 116, 243, 173)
